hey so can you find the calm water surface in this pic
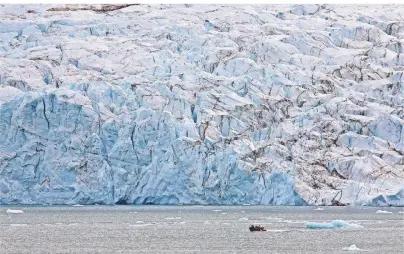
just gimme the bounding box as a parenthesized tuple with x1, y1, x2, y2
(0, 206, 403, 253)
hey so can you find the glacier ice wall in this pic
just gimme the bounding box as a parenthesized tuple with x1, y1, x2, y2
(0, 4, 403, 205)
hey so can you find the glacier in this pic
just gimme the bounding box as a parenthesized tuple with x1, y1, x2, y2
(0, 4, 403, 205)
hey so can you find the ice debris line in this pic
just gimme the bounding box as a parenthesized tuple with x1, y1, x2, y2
(0, 4, 403, 205)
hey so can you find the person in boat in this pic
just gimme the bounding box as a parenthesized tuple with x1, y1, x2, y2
(249, 225, 266, 231)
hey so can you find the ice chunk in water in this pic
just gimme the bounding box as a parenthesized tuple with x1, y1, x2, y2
(265, 217, 283, 221)
(306, 220, 363, 229)
(10, 224, 27, 226)
(238, 217, 248, 221)
(305, 222, 334, 229)
(343, 244, 364, 251)
(313, 208, 324, 211)
(376, 210, 392, 214)
(6, 209, 24, 214)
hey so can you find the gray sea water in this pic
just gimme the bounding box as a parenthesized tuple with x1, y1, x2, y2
(0, 206, 403, 253)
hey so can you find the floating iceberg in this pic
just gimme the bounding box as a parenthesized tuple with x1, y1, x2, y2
(10, 224, 28, 227)
(238, 217, 249, 221)
(313, 208, 324, 211)
(6, 209, 24, 214)
(376, 210, 393, 214)
(306, 220, 363, 229)
(343, 244, 364, 251)
(265, 217, 283, 221)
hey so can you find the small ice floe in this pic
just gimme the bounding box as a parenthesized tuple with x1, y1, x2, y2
(313, 207, 324, 211)
(129, 211, 138, 214)
(213, 210, 222, 212)
(221, 213, 227, 215)
(165, 217, 181, 220)
(376, 210, 392, 214)
(265, 217, 283, 221)
(72, 204, 83, 207)
(130, 223, 153, 227)
(243, 204, 251, 206)
(306, 220, 363, 229)
(282, 220, 303, 224)
(6, 209, 24, 214)
(135, 221, 144, 224)
(265, 229, 291, 232)
(238, 217, 249, 221)
(343, 244, 364, 251)
(10, 224, 28, 227)
(241, 211, 245, 213)
(398, 211, 404, 214)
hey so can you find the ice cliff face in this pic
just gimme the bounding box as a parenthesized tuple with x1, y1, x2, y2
(0, 4, 403, 206)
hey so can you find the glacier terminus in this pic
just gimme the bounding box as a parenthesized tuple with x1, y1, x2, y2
(0, 4, 403, 206)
